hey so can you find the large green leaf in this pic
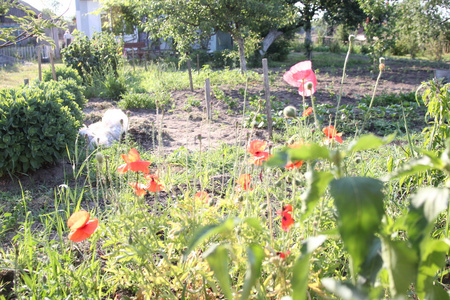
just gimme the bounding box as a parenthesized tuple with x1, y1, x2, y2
(291, 235, 327, 300)
(406, 187, 449, 247)
(289, 143, 330, 162)
(329, 177, 384, 276)
(381, 237, 418, 298)
(204, 244, 233, 300)
(265, 148, 289, 167)
(300, 170, 334, 218)
(347, 133, 396, 153)
(240, 244, 264, 300)
(358, 238, 383, 287)
(389, 156, 438, 179)
(416, 239, 450, 300)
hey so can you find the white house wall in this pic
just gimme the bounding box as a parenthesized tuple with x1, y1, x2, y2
(76, 0, 102, 38)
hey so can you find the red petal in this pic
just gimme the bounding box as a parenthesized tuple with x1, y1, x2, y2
(117, 163, 129, 174)
(248, 140, 267, 155)
(281, 212, 295, 232)
(127, 148, 141, 162)
(128, 161, 151, 173)
(67, 211, 89, 230)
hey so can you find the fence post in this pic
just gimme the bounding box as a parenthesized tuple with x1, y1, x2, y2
(187, 59, 194, 92)
(50, 49, 56, 81)
(262, 58, 272, 139)
(205, 78, 212, 121)
(37, 45, 42, 82)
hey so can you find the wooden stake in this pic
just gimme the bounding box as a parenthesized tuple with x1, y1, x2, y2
(50, 49, 56, 81)
(262, 58, 272, 139)
(197, 54, 200, 74)
(24, 79, 29, 86)
(37, 45, 42, 82)
(205, 78, 212, 120)
(187, 59, 193, 92)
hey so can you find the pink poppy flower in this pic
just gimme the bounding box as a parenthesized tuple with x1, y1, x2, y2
(283, 61, 318, 97)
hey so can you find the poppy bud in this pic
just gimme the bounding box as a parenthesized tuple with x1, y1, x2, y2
(306, 82, 314, 90)
(283, 106, 297, 119)
(379, 57, 385, 71)
(95, 152, 104, 165)
(348, 35, 355, 42)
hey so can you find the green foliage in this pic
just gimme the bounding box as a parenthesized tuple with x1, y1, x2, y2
(31, 80, 84, 123)
(417, 80, 450, 150)
(42, 65, 83, 86)
(61, 31, 122, 83)
(358, 0, 395, 67)
(0, 0, 65, 48)
(118, 92, 156, 109)
(265, 37, 291, 62)
(0, 84, 80, 175)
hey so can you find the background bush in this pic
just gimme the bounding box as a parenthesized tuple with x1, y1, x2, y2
(0, 83, 81, 175)
(61, 31, 122, 84)
(42, 65, 83, 86)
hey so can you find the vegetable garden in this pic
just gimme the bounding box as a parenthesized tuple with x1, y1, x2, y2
(0, 32, 450, 299)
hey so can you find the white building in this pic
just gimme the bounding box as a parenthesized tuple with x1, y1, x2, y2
(75, 0, 102, 38)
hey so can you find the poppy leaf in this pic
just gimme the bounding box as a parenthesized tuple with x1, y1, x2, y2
(204, 244, 233, 300)
(347, 133, 396, 153)
(289, 143, 329, 162)
(240, 244, 264, 300)
(329, 177, 384, 277)
(291, 235, 327, 300)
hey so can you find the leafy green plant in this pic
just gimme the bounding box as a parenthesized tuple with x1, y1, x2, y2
(417, 80, 450, 150)
(118, 92, 155, 109)
(42, 65, 83, 86)
(61, 31, 122, 83)
(0, 84, 80, 175)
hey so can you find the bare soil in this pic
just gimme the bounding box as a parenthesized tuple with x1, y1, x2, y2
(0, 55, 447, 191)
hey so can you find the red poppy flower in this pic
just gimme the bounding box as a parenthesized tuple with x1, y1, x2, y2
(129, 182, 148, 196)
(302, 107, 313, 117)
(285, 161, 304, 169)
(283, 61, 318, 97)
(117, 148, 151, 174)
(237, 174, 252, 191)
(281, 211, 295, 232)
(248, 140, 270, 165)
(144, 173, 164, 192)
(277, 204, 293, 216)
(194, 191, 210, 202)
(323, 125, 343, 144)
(277, 204, 294, 232)
(67, 210, 98, 243)
(277, 251, 291, 259)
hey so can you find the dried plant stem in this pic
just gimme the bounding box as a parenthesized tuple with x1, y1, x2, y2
(358, 65, 383, 136)
(334, 36, 353, 129)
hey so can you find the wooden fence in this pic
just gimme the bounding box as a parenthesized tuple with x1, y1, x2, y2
(0, 45, 53, 61)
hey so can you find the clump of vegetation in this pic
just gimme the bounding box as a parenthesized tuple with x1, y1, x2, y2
(0, 83, 81, 175)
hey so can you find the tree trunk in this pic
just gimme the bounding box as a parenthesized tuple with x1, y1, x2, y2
(259, 29, 284, 56)
(305, 25, 313, 60)
(235, 35, 247, 73)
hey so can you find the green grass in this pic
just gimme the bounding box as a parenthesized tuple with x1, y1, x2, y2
(0, 62, 64, 89)
(1, 52, 450, 299)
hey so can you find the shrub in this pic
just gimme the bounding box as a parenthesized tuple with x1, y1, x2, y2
(0, 85, 80, 175)
(61, 31, 122, 83)
(31, 80, 85, 123)
(42, 65, 83, 86)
